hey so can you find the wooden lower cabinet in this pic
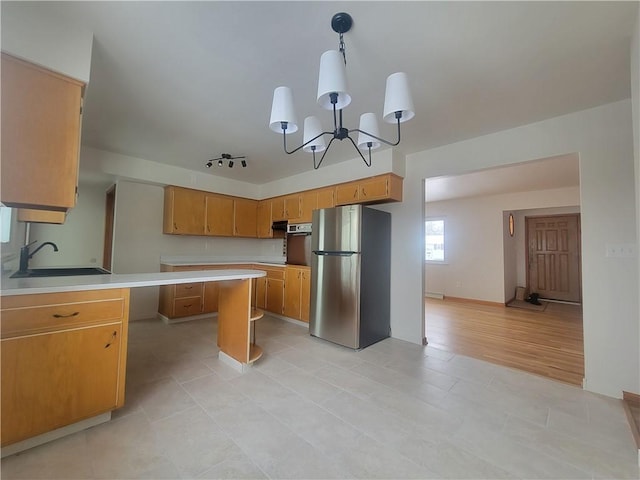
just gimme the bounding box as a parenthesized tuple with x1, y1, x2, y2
(0, 288, 130, 447)
(284, 266, 311, 322)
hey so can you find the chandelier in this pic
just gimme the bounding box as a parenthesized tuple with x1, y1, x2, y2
(269, 12, 415, 169)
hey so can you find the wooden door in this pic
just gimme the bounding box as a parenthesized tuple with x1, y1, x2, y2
(164, 187, 205, 235)
(266, 278, 284, 314)
(298, 191, 318, 223)
(284, 267, 302, 318)
(205, 194, 234, 236)
(359, 177, 389, 202)
(271, 197, 286, 221)
(1, 53, 84, 211)
(526, 215, 581, 302)
(284, 194, 302, 220)
(316, 187, 335, 210)
(335, 183, 359, 205)
(203, 282, 219, 313)
(234, 198, 257, 237)
(256, 200, 273, 238)
(103, 185, 116, 270)
(300, 267, 311, 323)
(2, 324, 123, 446)
(255, 277, 267, 309)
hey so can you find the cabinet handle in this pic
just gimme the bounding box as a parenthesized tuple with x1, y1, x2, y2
(53, 311, 79, 318)
(362, 188, 367, 198)
(174, 222, 178, 230)
(183, 304, 192, 308)
(184, 286, 193, 290)
(105, 331, 117, 349)
(207, 224, 210, 232)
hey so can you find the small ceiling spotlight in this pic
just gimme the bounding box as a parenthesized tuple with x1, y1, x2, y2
(205, 153, 247, 169)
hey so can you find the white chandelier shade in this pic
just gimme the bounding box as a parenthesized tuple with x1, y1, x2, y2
(357, 113, 381, 150)
(317, 50, 351, 110)
(269, 86, 298, 133)
(382, 72, 415, 123)
(303, 116, 326, 152)
(269, 12, 414, 170)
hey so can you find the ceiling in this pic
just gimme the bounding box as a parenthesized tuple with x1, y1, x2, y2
(5, 2, 637, 185)
(425, 154, 580, 203)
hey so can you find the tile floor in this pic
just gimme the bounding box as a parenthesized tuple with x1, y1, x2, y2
(2, 315, 639, 479)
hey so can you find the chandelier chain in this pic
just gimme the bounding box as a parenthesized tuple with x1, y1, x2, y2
(338, 32, 346, 66)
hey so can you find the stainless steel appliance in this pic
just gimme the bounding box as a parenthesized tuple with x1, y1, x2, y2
(310, 205, 391, 349)
(286, 223, 312, 266)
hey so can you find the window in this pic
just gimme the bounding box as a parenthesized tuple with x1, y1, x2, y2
(425, 218, 445, 262)
(0, 206, 11, 243)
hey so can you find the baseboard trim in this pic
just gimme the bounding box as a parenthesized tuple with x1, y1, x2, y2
(442, 296, 505, 308)
(425, 292, 444, 300)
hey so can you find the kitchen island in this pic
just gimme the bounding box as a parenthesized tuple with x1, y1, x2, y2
(0, 268, 265, 455)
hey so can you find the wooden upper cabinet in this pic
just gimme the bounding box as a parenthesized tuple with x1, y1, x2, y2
(335, 174, 403, 206)
(316, 187, 335, 211)
(1, 53, 84, 211)
(205, 194, 234, 236)
(234, 198, 257, 237)
(284, 194, 302, 220)
(271, 197, 286, 221)
(257, 200, 273, 238)
(335, 183, 360, 205)
(163, 186, 205, 235)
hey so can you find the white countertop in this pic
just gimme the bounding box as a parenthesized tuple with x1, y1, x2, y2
(160, 255, 286, 267)
(0, 269, 266, 296)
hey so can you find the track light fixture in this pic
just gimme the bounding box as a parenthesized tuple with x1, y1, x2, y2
(269, 12, 414, 169)
(205, 153, 247, 169)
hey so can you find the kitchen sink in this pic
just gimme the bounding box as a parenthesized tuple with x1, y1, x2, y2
(10, 267, 111, 278)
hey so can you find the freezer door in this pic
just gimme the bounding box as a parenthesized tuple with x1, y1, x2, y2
(312, 205, 361, 253)
(309, 251, 360, 349)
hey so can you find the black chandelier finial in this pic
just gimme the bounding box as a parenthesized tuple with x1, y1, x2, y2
(269, 12, 414, 169)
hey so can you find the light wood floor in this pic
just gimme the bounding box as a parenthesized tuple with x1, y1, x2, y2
(425, 298, 584, 386)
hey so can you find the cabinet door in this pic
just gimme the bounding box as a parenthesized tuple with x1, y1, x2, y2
(1, 324, 123, 446)
(234, 198, 257, 237)
(316, 188, 335, 210)
(271, 197, 286, 221)
(205, 194, 234, 236)
(164, 187, 205, 235)
(359, 177, 389, 202)
(284, 195, 302, 220)
(255, 277, 267, 309)
(203, 282, 219, 313)
(335, 183, 360, 206)
(284, 267, 302, 318)
(256, 200, 273, 238)
(300, 268, 311, 323)
(1, 54, 84, 211)
(298, 191, 318, 223)
(266, 278, 284, 314)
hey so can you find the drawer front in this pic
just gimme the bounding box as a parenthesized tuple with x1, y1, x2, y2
(173, 297, 203, 317)
(175, 282, 203, 298)
(1, 291, 127, 339)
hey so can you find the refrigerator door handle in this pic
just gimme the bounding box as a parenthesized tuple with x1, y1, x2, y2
(313, 250, 358, 257)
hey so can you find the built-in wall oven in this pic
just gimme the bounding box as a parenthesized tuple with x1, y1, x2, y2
(286, 223, 312, 266)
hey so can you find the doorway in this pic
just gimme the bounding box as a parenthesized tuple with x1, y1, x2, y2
(102, 185, 116, 271)
(526, 214, 581, 303)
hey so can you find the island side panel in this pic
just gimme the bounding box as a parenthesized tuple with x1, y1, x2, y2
(217, 279, 251, 363)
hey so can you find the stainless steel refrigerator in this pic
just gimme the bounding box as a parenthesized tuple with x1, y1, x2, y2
(310, 205, 391, 349)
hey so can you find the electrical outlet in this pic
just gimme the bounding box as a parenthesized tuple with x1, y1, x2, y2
(605, 243, 637, 258)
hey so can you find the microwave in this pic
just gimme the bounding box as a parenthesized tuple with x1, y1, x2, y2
(287, 223, 312, 234)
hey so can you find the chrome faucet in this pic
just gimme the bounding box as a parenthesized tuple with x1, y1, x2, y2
(18, 241, 59, 274)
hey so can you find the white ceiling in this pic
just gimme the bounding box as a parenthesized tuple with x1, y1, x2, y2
(425, 154, 580, 203)
(4, 2, 637, 185)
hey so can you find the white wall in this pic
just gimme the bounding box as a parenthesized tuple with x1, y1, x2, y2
(1, 2, 93, 82)
(632, 0, 640, 399)
(28, 184, 107, 268)
(391, 100, 637, 398)
(112, 180, 284, 320)
(424, 186, 580, 303)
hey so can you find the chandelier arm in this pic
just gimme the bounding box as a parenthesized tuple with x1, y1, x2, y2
(346, 135, 372, 167)
(352, 116, 402, 147)
(314, 137, 338, 169)
(283, 130, 334, 155)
